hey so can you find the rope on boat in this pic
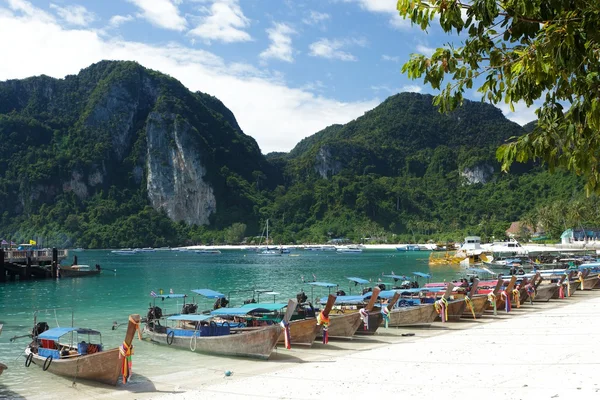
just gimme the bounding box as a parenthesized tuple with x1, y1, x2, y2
(381, 306, 390, 328)
(526, 284, 535, 304)
(316, 311, 330, 344)
(434, 298, 448, 322)
(501, 291, 511, 313)
(512, 289, 521, 308)
(359, 309, 369, 331)
(487, 293, 497, 316)
(280, 321, 291, 350)
(190, 330, 198, 352)
(464, 296, 476, 319)
(578, 272, 584, 290)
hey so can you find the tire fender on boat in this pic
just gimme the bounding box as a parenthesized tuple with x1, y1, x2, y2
(166, 331, 175, 345)
(25, 353, 33, 367)
(42, 356, 53, 371)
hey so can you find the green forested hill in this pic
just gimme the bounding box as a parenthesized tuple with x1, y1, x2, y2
(0, 63, 588, 247)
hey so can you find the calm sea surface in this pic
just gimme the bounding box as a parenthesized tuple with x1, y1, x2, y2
(0, 249, 465, 398)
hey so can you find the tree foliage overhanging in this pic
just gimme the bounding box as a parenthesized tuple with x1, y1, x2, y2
(398, 0, 600, 193)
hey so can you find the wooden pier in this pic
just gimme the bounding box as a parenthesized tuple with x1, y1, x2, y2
(0, 248, 68, 282)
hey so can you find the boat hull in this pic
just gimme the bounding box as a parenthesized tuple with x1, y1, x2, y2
(0, 362, 6, 376)
(317, 313, 362, 339)
(552, 281, 579, 299)
(462, 295, 488, 318)
(59, 268, 100, 278)
(354, 313, 383, 335)
(386, 304, 437, 327)
(533, 284, 559, 302)
(437, 299, 467, 321)
(25, 347, 120, 385)
(582, 276, 599, 290)
(145, 325, 281, 360)
(278, 318, 322, 346)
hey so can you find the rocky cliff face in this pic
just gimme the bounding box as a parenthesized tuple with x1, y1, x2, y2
(314, 146, 342, 179)
(0, 60, 269, 228)
(461, 164, 494, 184)
(146, 112, 216, 225)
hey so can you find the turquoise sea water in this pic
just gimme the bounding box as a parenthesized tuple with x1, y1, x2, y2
(0, 249, 465, 397)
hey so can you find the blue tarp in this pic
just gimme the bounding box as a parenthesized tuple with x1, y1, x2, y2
(167, 314, 212, 322)
(398, 288, 432, 294)
(413, 272, 431, 278)
(38, 327, 100, 340)
(240, 303, 287, 311)
(346, 277, 370, 284)
(308, 282, 338, 288)
(191, 289, 225, 299)
(319, 295, 365, 304)
(363, 290, 397, 299)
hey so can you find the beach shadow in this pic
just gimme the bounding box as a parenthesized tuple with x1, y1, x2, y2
(67, 373, 184, 395)
(0, 386, 27, 400)
(268, 352, 313, 363)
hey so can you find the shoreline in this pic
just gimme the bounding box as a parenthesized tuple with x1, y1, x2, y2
(14, 288, 600, 399)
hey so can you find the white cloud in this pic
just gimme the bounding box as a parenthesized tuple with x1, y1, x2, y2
(345, 0, 409, 30)
(416, 44, 435, 57)
(109, 14, 134, 28)
(128, 0, 186, 31)
(0, 0, 378, 153)
(260, 22, 295, 63)
(309, 37, 366, 62)
(498, 101, 539, 126)
(381, 54, 399, 62)
(302, 10, 330, 25)
(49, 3, 95, 26)
(401, 85, 422, 93)
(189, 0, 251, 44)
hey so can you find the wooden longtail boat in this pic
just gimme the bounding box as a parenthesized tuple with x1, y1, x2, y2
(579, 269, 599, 290)
(533, 274, 567, 302)
(431, 283, 456, 322)
(445, 280, 479, 321)
(144, 299, 296, 360)
(319, 287, 382, 337)
(276, 299, 334, 346)
(551, 271, 578, 299)
(354, 287, 383, 335)
(24, 314, 141, 385)
(494, 276, 517, 312)
(462, 278, 502, 318)
(58, 264, 101, 277)
(378, 290, 439, 327)
(0, 324, 6, 376)
(517, 273, 541, 304)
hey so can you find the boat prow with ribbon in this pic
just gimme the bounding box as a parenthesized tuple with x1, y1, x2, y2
(23, 310, 141, 385)
(0, 324, 6, 376)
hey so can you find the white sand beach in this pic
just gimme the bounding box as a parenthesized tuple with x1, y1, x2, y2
(17, 289, 598, 400)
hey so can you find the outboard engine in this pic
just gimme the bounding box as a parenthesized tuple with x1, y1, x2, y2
(243, 298, 257, 305)
(362, 287, 372, 295)
(336, 290, 346, 296)
(377, 283, 387, 291)
(32, 322, 49, 337)
(214, 297, 229, 310)
(181, 303, 198, 314)
(296, 292, 308, 303)
(147, 306, 163, 321)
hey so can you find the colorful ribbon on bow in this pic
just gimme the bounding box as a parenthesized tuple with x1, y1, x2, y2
(464, 296, 476, 319)
(558, 282, 565, 299)
(501, 291, 511, 313)
(512, 289, 521, 308)
(119, 342, 133, 384)
(316, 311, 330, 344)
(434, 297, 448, 322)
(359, 308, 369, 330)
(526, 284, 535, 304)
(487, 293, 497, 315)
(280, 320, 291, 350)
(381, 306, 390, 328)
(578, 272, 584, 290)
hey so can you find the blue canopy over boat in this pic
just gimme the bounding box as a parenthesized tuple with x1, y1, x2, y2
(346, 277, 369, 284)
(191, 289, 225, 298)
(308, 282, 338, 288)
(39, 327, 100, 340)
(413, 272, 431, 278)
(398, 288, 432, 294)
(319, 295, 365, 304)
(362, 290, 397, 299)
(167, 314, 212, 322)
(240, 303, 288, 311)
(383, 274, 409, 280)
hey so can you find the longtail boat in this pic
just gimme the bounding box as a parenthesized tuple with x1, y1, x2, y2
(308, 282, 361, 340)
(430, 283, 456, 322)
(494, 276, 517, 312)
(445, 280, 479, 321)
(551, 271, 578, 299)
(517, 273, 541, 304)
(578, 269, 599, 290)
(461, 278, 501, 318)
(531, 273, 565, 301)
(0, 324, 6, 376)
(377, 289, 439, 327)
(320, 287, 383, 336)
(24, 312, 141, 385)
(144, 299, 296, 360)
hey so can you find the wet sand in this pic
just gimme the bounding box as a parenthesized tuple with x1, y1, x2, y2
(10, 288, 599, 399)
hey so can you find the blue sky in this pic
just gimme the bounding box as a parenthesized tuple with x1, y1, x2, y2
(0, 0, 536, 153)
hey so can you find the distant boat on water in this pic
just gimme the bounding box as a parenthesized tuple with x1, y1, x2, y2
(111, 249, 137, 255)
(195, 249, 222, 255)
(336, 245, 364, 253)
(397, 244, 421, 251)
